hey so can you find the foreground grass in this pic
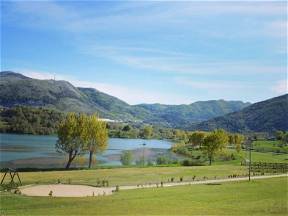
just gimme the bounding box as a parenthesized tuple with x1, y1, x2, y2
(1, 165, 248, 186)
(1, 177, 287, 215)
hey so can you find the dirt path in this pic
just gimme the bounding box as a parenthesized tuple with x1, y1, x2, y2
(20, 184, 113, 197)
(119, 173, 287, 190)
(19, 174, 287, 197)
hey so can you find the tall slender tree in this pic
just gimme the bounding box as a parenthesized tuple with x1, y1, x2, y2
(87, 114, 108, 168)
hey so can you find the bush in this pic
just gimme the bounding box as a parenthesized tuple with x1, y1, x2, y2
(120, 150, 133, 166)
(156, 156, 169, 165)
(147, 160, 154, 166)
(181, 159, 204, 166)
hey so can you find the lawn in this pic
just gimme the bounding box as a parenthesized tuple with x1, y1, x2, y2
(1, 165, 248, 187)
(1, 177, 287, 215)
(252, 140, 288, 154)
(214, 150, 288, 165)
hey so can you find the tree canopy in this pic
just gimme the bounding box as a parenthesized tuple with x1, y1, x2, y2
(56, 113, 108, 169)
(202, 129, 229, 165)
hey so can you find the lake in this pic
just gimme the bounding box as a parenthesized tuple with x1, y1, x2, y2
(0, 133, 177, 168)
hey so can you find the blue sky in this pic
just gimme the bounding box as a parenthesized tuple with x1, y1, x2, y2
(1, 1, 287, 104)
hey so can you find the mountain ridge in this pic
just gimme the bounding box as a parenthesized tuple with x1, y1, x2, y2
(190, 94, 288, 132)
(0, 71, 251, 128)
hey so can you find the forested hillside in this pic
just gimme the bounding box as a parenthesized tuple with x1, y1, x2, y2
(0, 71, 250, 128)
(0, 106, 64, 134)
(191, 94, 288, 133)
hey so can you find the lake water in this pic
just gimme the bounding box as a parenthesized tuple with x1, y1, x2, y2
(0, 133, 175, 168)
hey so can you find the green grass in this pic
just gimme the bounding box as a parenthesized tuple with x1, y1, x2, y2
(250, 151, 288, 162)
(215, 150, 288, 165)
(1, 177, 287, 215)
(253, 140, 281, 148)
(0, 165, 248, 187)
(252, 140, 288, 154)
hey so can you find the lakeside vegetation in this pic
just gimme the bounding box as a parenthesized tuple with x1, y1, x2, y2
(0, 106, 64, 135)
(1, 106, 287, 169)
(1, 177, 287, 215)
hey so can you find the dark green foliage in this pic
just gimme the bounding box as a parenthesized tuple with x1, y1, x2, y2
(0, 106, 64, 134)
(275, 130, 288, 145)
(191, 94, 288, 133)
(181, 159, 205, 166)
(156, 156, 169, 165)
(120, 151, 133, 166)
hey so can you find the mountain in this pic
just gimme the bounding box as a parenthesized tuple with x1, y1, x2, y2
(0, 71, 137, 120)
(0, 71, 250, 128)
(190, 94, 288, 133)
(134, 100, 250, 128)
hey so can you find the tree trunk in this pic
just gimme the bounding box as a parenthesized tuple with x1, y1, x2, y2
(88, 151, 93, 168)
(65, 158, 73, 169)
(65, 150, 77, 169)
(209, 156, 212, 165)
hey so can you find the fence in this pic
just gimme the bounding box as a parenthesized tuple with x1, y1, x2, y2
(250, 162, 288, 174)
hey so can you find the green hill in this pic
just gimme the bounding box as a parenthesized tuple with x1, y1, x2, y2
(0, 71, 250, 128)
(134, 100, 250, 127)
(190, 94, 288, 133)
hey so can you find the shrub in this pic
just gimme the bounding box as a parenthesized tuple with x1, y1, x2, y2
(120, 150, 133, 166)
(156, 156, 169, 165)
(181, 159, 204, 166)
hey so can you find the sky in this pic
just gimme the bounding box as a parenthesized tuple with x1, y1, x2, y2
(1, 0, 287, 105)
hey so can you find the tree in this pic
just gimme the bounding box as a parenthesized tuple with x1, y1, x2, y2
(86, 114, 108, 168)
(120, 150, 133, 165)
(56, 113, 88, 169)
(141, 125, 153, 139)
(275, 131, 284, 140)
(234, 134, 244, 153)
(202, 129, 229, 165)
(282, 132, 288, 145)
(122, 125, 131, 132)
(156, 156, 168, 165)
(188, 131, 206, 147)
(228, 133, 244, 153)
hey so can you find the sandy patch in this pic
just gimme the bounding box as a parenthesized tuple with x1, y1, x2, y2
(20, 184, 114, 197)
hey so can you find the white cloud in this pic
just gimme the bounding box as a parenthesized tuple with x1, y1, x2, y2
(17, 68, 190, 105)
(272, 80, 287, 94)
(81, 44, 286, 76)
(175, 78, 257, 90)
(5, 1, 286, 36)
(108, 54, 285, 76)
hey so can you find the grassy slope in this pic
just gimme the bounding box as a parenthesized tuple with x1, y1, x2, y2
(0, 165, 248, 187)
(1, 177, 287, 215)
(1, 145, 286, 186)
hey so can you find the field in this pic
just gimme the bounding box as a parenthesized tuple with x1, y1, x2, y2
(253, 140, 288, 154)
(1, 140, 287, 215)
(1, 177, 287, 215)
(1, 165, 248, 187)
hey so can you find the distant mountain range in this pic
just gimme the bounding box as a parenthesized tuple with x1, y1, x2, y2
(0, 71, 251, 128)
(191, 94, 288, 132)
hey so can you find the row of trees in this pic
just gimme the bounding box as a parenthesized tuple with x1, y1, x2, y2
(173, 129, 245, 165)
(275, 130, 288, 145)
(0, 106, 63, 134)
(56, 113, 108, 169)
